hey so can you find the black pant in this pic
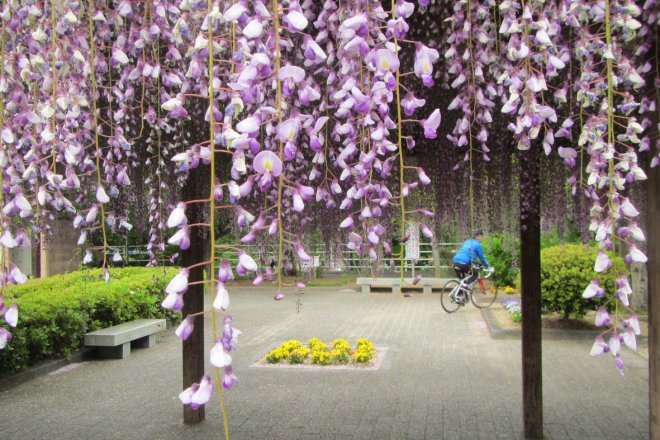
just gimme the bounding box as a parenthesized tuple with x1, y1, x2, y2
(453, 262, 478, 285)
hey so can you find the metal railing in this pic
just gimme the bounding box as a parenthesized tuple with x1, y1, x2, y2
(105, 241, 461, 275)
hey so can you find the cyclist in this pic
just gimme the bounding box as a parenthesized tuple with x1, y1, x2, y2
(452, 229, 491, 288)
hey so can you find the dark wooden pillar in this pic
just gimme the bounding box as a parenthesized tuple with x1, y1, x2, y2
(181, 164, 209, 424)
(519, 147, 543, 439)
(649, 160, 659, 437)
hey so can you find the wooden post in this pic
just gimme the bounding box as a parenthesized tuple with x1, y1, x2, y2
(649, 161, 659, 437)
(181, 165, 209, 424)
(519, 147, 543, 439)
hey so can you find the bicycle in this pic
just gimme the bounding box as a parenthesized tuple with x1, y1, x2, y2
(441, 264, 499, 313)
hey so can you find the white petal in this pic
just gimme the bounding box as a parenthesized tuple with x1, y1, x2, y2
(622, 329, 636, 351)
(223, 3, 246, 22)
(166, 270, 189, 294)
(243, 20, 263, 38)
(167, 203, 187, 228)
(96, 186, 110, 204)
(213, 284, 230, 311)
(286, 10, 308, 31)
(236, 117, 260, 134)
(239, 253, 257, 272)
(210, 343, 232, 368)
(4, 304, 18, 327)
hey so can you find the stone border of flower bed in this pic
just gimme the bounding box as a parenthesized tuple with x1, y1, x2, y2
(482, 307, 605, 341)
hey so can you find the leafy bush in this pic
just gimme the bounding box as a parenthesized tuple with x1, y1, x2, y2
(483, 233, 520, 288)
(0, 267, 178, 377)
(540, 244, 622, 319)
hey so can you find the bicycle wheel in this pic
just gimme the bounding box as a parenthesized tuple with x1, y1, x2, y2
(441, 280, 462, 313)
(471, 278, 498, 309)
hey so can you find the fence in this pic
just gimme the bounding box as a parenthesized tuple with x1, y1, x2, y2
(105, 241, 461, 275)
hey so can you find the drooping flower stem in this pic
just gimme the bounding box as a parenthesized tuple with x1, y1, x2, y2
(86, 0, 108, 268)
(392, 1, 407, 283)
(0, 12, 5, 270)
(466, 0, 476, 231)
(271, 0, 285, 290)
(603, 0, 620, 325)
(50, 0, 58, 168)
(206, 3, 229, 438)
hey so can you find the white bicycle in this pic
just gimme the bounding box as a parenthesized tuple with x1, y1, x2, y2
(441, 265, 498, 313)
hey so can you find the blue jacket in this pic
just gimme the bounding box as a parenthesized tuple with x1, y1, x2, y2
(452, 239, 490, 267)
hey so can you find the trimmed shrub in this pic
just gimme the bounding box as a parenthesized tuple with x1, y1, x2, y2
(540, 244, 622, 319)
(0, 267, 178, 377)
(483, 233, 520, 288)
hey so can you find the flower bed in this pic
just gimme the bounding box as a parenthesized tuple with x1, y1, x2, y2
(261, 338, 378, 367)
(501, 298, 522, 323)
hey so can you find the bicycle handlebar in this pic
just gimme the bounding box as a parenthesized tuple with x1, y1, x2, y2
(472, 264, 495, 279)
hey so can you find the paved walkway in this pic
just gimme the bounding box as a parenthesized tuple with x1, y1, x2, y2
(0, 287, 649, 439)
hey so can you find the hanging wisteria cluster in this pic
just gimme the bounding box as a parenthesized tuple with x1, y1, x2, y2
(0, 0, 657, 434)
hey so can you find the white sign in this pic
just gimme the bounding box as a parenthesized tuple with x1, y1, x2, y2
(404, 223, 420, 260)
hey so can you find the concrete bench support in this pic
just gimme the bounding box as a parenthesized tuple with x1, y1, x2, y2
(85, 319, 166, 359)
(356, 278, 452, 294)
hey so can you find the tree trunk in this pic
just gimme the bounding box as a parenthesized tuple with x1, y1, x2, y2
(181, 164, 209, 424)
(519, 147, 543, 439)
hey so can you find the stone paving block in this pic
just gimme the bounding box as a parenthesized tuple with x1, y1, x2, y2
(0, 287, 650, 440)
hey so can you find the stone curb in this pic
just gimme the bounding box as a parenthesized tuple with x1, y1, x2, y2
(482, 307, 602, 341)
(0, 347, 95, 392)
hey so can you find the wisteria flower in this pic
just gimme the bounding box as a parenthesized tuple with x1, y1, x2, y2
(4, 304, 18, 327)
(414, 44, 439, 86)
(166, 268, 190, 295)
(421, 109, 441, 139)
(96, 185, 110, 204)
(162, 292, 184, 312)
(0, 231, 17, 248)
(609, 332, 621, 357)
(622, 328, 636, 351)
(402, 93, 426, 116)
(213, 283, 230, 311)
(594, 307, 610, 327)
(222, 366, 239, 390)
(168, 226, 191, 250)
(253, 150, 283, 189)
(628, 314, 641, 335)
(582, 279, 604, 298)
(218, 259, 234, 283)
(590, 336, 609, 356)
(594, 251, 611, 272)
(190, 375, 213, 409)
(374, 48, 400, 74)
(0, 328, 12, 349)
(167, 202, 187, 228)
(285, 10, 308, 32)
(238, 252, 258, 272)
(175, 316, 194, 341)
(210, 339, 232, 368)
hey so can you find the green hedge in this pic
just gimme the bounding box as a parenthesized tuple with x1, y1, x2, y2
(0, 267, 178, 377)
(483, 233, 520, 288)
(540, 244, 622, 319)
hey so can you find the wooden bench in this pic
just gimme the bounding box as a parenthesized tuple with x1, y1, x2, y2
(356, 277, 452, 294)
(84, 318, 166, 359)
